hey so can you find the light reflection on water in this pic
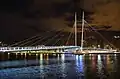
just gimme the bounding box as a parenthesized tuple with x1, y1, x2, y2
(97, 55, 104, 78)
(0, 53, 120, 79)
(75, 55, 84, 73)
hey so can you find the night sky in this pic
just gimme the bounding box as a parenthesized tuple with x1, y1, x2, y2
(0, 0, 120, 45)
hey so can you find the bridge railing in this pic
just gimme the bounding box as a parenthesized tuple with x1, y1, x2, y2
(0, 46, 80, 52)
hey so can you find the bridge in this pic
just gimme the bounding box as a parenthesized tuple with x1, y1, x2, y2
(0, 12, 117, 54)
(0, 46, 79, 53)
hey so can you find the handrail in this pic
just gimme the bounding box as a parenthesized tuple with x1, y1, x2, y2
(0, 46, 79, 52)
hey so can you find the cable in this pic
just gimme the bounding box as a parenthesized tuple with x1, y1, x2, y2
(52, 36, 63, 46)
(10, 28, 57, 47)
(42, 29, 65, 45)
(21, 32, 55, 46)
(19, 35, 43, 46)
(30, 29, 64, 46)
(65, 24, 74, 45)
(9, 34, 40, 47)
(84, 20, 117, 49)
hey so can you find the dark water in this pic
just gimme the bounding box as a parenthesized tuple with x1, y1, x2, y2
(0, 53, 120, 79)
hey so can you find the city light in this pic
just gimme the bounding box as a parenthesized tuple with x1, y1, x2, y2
(114, 36, 120, 39)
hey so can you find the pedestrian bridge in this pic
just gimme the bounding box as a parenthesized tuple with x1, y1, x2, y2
(0, 46, 80, 52)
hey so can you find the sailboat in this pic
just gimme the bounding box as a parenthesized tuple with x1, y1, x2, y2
(73, 11, 117, 54)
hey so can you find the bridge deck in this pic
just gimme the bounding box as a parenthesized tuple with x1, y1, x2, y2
(0, 46, 79, 52)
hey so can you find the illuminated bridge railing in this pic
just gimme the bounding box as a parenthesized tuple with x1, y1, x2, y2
(0, 46, 80, 52)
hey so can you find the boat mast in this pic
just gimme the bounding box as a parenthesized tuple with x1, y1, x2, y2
(81, 11, 84, 51)
(75, 12, 77, 46)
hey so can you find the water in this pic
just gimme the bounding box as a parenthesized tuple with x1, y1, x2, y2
(0, 53, 120, 79)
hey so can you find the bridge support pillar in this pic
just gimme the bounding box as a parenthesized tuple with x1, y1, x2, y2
(60, 49, 64, 53)
(56, 49, 59, 53)
(56, 49, 64, 53)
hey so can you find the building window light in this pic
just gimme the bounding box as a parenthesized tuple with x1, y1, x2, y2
(114, 36, 120, 39)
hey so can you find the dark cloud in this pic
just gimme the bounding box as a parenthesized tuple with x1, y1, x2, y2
(0, 0, 74, 43)
(91, 1, 120, 31)
(0, 0, 120, 44)
(81, 0, 120, 31)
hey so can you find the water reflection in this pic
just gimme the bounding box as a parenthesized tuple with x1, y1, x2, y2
(57, 54, 60, 61)
(0, 53, 120, 79)
(75, 55, 84, 78)
(15, 53, 18, 58)
(97, 55, 104, 78)
(40, 54, 43, 63)
(61, 54, 65, 61)
(60, 54, 66, 78)
(8, 53, 10, 59)
(91, 54, 97, 72)
(39, 54, 44, 78)
(113, 54, 117, 72)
